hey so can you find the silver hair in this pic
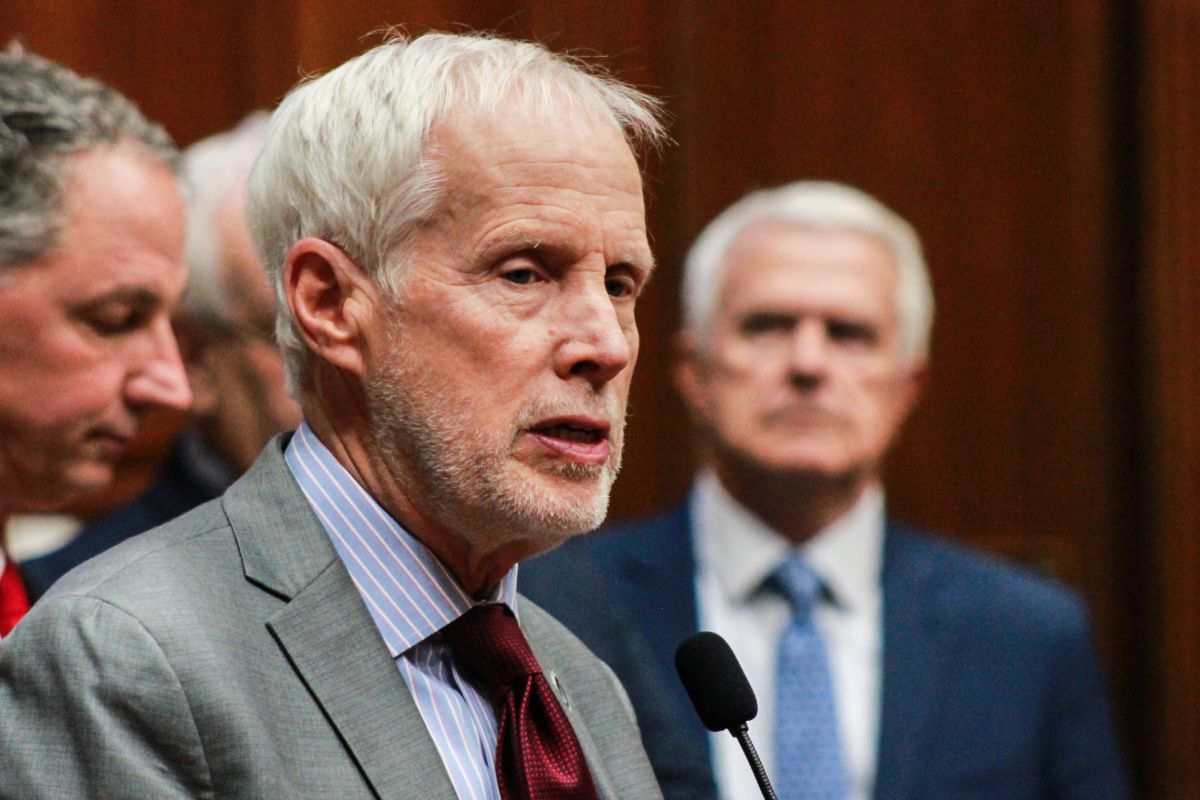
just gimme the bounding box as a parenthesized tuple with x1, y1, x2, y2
(178, 111, 269, 327)
(682, 181, 935, 363)
(247, 31, 668, 390)
(0, 44, 176, 271)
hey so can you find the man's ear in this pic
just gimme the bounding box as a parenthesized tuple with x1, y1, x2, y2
(673, 329, 714, 428)
(900, 357, 930, 419)
(283, 238, 376, 377)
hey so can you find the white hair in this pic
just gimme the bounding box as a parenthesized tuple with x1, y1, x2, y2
(682, 181, 935, 363)
(247, 31, 667, 390)
(178, 111, 269, 326)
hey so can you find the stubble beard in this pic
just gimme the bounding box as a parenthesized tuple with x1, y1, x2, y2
(365, 346, 624, 557)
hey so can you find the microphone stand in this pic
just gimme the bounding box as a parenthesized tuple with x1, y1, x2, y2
(731, 723, 778, 800)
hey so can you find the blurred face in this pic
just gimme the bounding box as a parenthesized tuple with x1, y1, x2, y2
(187, 198, 300, 472)
(0, 146, 192, 512)
(364, 104, 651, 552)
(679, 222, 922, 491)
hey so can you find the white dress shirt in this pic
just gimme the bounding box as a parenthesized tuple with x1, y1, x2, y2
(692, 469, 884, 800)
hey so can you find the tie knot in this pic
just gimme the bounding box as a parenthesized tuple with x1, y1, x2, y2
(769, 556, 824, 615)
(441, 604, 541, 697)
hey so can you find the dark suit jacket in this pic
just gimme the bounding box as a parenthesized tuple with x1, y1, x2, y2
(20, 430, 232, 601)
(523, 499, 1129, 800)
(0, 438, 663, 799)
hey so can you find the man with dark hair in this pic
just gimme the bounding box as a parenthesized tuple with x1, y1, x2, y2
(0, 46, 192, 636)
(17, 112, 301, 601)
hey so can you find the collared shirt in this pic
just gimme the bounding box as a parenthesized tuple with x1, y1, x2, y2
(286, 423, 517, 800)
(692, 469, 884, 800)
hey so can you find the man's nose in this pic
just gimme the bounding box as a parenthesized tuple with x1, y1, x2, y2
(125, 318, 193, 412)
(787, 319, 829, 387)
(554, 281, 634, 389)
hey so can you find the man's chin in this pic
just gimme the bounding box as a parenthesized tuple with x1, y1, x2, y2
(495, 465, 613, 542)
(719, 440, 865, 484)
(58, 460, 117, 500)
(13, 463, 113, 513)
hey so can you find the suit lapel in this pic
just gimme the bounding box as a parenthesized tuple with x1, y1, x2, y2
(873, 525, 960, 800)
(600, 502, 715, 792)
(268, 565, 457, 800)
(224, 438, 458, 800)
(521, 600, 647, 800)
(535, 652, 622, 800)
(609, 503, 700, 688)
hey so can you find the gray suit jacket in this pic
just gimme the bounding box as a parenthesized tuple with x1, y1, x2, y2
(0, 438, 662, 800)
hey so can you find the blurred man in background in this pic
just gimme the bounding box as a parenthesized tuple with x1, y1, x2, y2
(0, 46, 192, 635)
(18, 112, 301, 600)
(526, 181, 1128, 800)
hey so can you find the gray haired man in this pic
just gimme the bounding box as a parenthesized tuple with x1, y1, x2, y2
(14, 112, 303, 602)
(0, 32, 666, 799)
(526, 181, 1129, 800)
(0, 47, 192, 636)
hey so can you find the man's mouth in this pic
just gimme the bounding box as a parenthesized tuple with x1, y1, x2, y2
(764, 404, 838, 426)
(527, 417, 612, 464)
(85, 433, 131, 460)
(534, 422, 604, 443)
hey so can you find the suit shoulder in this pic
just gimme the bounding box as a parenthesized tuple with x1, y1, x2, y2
(891, 526, 1091, 636)
(585, 503, 690, 559)
(41, 497, 233, 606)
(598, 502, 688, 539)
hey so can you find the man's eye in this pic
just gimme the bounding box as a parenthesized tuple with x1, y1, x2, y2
(86, 307, 143, 335)
(501, 268, 538, 285)
(828, 321, 877, 345)
(739, 313, 794, 336)
(605, 277, 634, 298)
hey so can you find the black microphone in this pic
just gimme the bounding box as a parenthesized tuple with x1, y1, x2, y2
(675, 631, 778, 800)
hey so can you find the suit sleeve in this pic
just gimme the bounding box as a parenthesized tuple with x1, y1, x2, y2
(0, 595, 212, 799)
(1045, 607, 1130, 800)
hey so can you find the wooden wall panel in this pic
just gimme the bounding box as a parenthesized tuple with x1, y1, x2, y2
(1139, 3, 1200, 796)
(0, 1, 250, 144)
(6, 2, 1192, 794)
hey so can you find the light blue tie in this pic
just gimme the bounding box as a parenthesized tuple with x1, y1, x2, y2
(771, 556, 849, 800)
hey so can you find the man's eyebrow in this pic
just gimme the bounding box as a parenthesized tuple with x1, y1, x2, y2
(79, 287, 164, 308)
(612, 249, 655, 279)
(489, 228, 544, 250)
(483, 228, 656, 275)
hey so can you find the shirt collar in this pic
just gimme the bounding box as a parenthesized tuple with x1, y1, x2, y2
(692, 469, 885, 613)
(285, 422, 519, 658)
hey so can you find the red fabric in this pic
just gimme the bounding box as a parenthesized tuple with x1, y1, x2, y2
(442, 604, 599, 800)
(0, 557, 30, 637)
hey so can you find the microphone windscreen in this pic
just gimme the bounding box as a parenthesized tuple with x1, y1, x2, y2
(674, 631, 758, 732)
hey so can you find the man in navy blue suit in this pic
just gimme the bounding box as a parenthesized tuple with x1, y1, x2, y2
(524, 181, 1128, 799)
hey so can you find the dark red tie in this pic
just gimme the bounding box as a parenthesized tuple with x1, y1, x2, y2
(441, 604, 599, 800)
(0, 557, 30, 637)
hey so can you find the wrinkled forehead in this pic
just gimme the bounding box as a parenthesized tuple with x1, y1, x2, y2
(420, 100, 647, 236)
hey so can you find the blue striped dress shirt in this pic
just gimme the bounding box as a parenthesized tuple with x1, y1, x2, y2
(286, 423, 516, 800)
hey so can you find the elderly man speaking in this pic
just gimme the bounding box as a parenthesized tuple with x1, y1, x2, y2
(0, 32, 666, 800)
